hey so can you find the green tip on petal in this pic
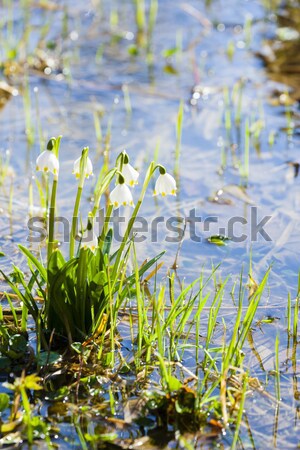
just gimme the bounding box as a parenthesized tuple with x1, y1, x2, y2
(47, 138, 56, 151)
(123, 152, 129, 164)
(118, 174, 125, 184)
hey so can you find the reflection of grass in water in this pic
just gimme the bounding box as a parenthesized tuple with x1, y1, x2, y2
(219, 79, 268, 187)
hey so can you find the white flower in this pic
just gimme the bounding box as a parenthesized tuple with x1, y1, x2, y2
(36, 150, 59, 175)
(121, 162, 139, 187)
(109, 183, 134, 209)
(153, 172, 177, 197)
(73, 156, 93, 179)
(81, 229, 98, 252)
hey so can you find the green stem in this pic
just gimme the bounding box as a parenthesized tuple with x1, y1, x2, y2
(47, 177, 57, 263)
(99, 203, 113, 249)
(20, 387, 33, 445)
(111, 161, 157, 284)
(70, 186, 83, 259)
(77, 248, 87, 333)
(90, 168, 117, 219)
(47, 136, 61, 263)
(70, 148, 89, 259)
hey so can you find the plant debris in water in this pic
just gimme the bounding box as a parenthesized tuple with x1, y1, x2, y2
(257, 3, 300, 100)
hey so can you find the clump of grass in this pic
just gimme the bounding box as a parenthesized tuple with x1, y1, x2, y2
(1, 137, 178, 346)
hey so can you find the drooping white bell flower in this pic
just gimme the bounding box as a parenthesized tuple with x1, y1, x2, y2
(81, 229, 98, 252)
(153, 172, 177, 197)
(121, 162, 139, 187)
(36, 150, 59, 175)
(73, 156, 93, 179)
(109, 183, 134, 209)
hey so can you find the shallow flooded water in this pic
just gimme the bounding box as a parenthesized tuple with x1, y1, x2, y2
(0, 0, 300, 448)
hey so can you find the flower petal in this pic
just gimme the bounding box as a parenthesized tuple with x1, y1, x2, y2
(153, 173, 177, 196)
(36, 150, 59, 175)
(73, 156, 93, 178)
(109, 183, 134, 209)
(81, 230, 98, 252)
(122, 163, 139, 187)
